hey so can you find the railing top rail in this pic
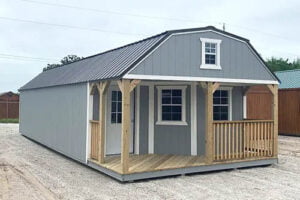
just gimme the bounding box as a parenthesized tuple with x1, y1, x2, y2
(90, 120, 99, 123)
(213, 120, 274, 124)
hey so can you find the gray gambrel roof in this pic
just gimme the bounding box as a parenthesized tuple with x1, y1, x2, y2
(20, 26, 278, 91)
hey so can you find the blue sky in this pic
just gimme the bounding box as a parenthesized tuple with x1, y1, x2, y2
(0, 0, 299, 92)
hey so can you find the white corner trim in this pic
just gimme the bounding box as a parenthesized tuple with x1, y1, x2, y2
(191, 82, 197, 155)
(200, 37, 222, 70)
(148, 85, 154, 154)
(123, 74, 279, 85)
(243, 95, 247, 119)
(156, 85, 187, 126)
(85, 82, 90, 163)
(135, 85, 140, 154)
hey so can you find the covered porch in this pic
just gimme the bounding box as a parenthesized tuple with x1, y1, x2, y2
(87, 79, 278, 181)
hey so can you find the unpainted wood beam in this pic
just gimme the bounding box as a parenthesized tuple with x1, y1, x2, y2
(129, 80, 141, 92)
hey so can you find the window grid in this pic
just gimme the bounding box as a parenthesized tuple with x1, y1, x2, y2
(111, 91, 122, 123)
(213, 90, 229, 121)
(161, 89, 182, 121)
(205, 42, 217, 64)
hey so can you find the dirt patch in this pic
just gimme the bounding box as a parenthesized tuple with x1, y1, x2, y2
(0, 124, 300, 200)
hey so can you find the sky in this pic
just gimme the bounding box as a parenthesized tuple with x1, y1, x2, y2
(0, 0, 299, 92)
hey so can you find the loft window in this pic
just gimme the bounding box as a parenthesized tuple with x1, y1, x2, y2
(200, 38, 222, 70)
(205, 43, 216, 64)
(156, 86, 187, 126)
(213, 89, 232, 121)
(111, 91, 122, 123)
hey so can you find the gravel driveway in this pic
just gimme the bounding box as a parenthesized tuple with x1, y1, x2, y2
(0, 123, 300, 200)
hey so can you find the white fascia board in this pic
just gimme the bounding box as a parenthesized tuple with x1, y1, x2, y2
(123, 74, 279, 85)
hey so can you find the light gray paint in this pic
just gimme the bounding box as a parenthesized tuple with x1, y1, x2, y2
(197, 86, 244, 156)
(139, 86, 149, 154)
(129, 32, 276, 81)
(154, 85, 191, 155)
(232, 87, 244, 121)
(20, 83, 88, 163)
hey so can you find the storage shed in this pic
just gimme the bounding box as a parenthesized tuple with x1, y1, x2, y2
(20, 26, 279, 182)
(246, 69, 300, 136)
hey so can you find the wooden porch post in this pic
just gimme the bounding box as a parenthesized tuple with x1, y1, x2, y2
(118, 79, 140, 173)
(201, 82, 220, 164)
(97, 81, 110, 164)
(266, 84, 278, 157)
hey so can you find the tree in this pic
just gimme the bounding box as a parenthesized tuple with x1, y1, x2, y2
(266, 57, 300, 72)
(43, 55, 83, 71)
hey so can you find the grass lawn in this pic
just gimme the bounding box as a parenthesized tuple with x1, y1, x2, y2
(0, 118, 19, 123)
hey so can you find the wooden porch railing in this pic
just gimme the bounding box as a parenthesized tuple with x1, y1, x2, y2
(90, 120, 99, 160)
(213, 120, 274, 161)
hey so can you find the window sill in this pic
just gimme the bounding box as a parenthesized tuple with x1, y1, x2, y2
(156, 121, 188, 126)
(200, 64, 222, 70)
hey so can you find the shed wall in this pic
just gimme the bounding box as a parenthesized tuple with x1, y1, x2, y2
(19, 83, 88, 163)
(138, 84, 244, 156)
(129, 32, 276, 81)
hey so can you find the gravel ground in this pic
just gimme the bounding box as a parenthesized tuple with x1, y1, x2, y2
(0, 123, 300, 200)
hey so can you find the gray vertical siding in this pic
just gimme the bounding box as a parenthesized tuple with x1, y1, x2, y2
(232, 87, 244, 121)
(154, 85, 191, 155)
(197, 86, 244, 156)
(139, 86, 149, 154)
(129, 31, 276, 81)
(20, 83, 88, 163)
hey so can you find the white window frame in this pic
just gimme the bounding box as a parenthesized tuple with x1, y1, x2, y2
(156, 85, 187, 126)
(200, 38, 222, 70)
(213, 87, 232, 121)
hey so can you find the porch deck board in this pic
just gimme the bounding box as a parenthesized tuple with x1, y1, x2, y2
(95, 154, 207, 174)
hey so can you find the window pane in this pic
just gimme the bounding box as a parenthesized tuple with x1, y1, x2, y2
(117, 113, 122, 123)
(221, 113, 228, 120)
(117, 102, 122, 112)
(111, 102, 116, 112)
(172, 89, 181, 96)
(172, 113, 181, 121)
(205, 54, 216, 64)
(162, 113, 172, 120)
(172, 97, 182, 104)
(162, 106, 172, 112)
(162, 97, 171, 104)
(220, 90, 228, 97)
(117, 91, 122, 101)
(171, 106, 181, 113)
(220, 106, 228, 112)
(214, 90, 221, 97)
(111, 113, 116, 123)
(221, 97, 228, 104)
(214, 113, 220, 120)
(112, 91, 117, 101)
(162, 90, 171, 96)
(213, 97, 220, 104)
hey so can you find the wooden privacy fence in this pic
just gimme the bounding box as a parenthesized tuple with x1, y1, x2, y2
(90, 120, 99, 160)
(213, 120, 274, 161)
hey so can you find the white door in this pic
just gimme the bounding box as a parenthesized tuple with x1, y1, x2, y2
(106, 86, 134, 155)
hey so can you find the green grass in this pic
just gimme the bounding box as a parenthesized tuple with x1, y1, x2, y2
(0, 118, 19, 123)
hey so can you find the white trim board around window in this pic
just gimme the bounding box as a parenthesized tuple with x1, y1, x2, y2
(200, 38, 222, 70)
(156, 85, 187, 126)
